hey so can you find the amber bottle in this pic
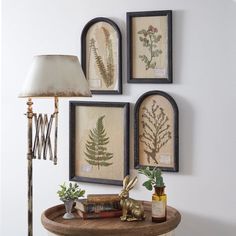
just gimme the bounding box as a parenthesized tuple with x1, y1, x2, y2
(152, 186, 167, 223)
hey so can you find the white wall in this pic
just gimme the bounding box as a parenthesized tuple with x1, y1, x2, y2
(1, 0, 236, 235)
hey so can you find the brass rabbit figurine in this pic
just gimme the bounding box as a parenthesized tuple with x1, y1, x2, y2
(119, 175, 145, 221)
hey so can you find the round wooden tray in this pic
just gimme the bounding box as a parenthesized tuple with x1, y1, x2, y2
(41, 201, 181, 236)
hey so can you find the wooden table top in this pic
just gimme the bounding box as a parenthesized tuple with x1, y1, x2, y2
(41, 201, 181, 236)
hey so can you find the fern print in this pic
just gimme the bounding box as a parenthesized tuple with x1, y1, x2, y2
(89, 27, 115, 88)
(138, 25, 162, 70)
(84, 115, 113, 170)
(139, 100, 171, 164)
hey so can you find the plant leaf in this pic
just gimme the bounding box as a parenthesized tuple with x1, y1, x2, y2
(142, 180, 153, 191)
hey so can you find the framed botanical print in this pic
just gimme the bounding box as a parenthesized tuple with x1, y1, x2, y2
(134, 91, 178, 172)
(69, 101, 129, 185)
(81, 17, 122, 94)
(127, 11, 172, 83)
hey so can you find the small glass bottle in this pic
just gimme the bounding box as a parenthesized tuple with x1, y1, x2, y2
(152, 186, 167, 223)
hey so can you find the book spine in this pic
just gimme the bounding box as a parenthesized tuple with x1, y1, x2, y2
(76, 201, 121, 213)
(87, 194, 120, 203)
(86, 202, 121, 213)
(78, 210, 122, 219)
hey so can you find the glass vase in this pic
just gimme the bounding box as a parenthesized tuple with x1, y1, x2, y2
(152, 186, 167, 223)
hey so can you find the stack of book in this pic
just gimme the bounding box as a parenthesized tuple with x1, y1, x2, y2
(75, 194, 122, 219)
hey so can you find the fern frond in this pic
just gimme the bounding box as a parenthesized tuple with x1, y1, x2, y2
(86, 159, 100, 165)
(89, 28, 115, 88)
(95, 55, 108, 82)
(84, 115, 114, 169)
(101, 27, 114, 87)
(90, 39, 109, 85)
(99, 161, 113, 166)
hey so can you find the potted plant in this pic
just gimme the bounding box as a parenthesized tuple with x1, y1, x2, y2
(138, 167, 167, 222)
(57, 182, 85, 219)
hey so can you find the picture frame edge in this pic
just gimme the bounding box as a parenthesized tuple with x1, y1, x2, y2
(126, 10, 173, 84)
(134, 90, 179, 172)
(69, 101, 130, 185)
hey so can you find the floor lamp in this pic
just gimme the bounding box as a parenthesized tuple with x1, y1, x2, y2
(19, 55, 91, 236)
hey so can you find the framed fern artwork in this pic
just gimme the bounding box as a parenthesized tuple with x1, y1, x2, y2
(81, 17, 122, 94)
(134, 91, 179, 172)
(127, 11, 172, 83)
(69, 101, 129, 185)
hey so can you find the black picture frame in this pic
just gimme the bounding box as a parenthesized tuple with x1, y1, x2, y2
(134, 90, 178, 172)
(81, 17, 122, 94)
(127, 11, 172, 83)
(69, 101, 129, 185)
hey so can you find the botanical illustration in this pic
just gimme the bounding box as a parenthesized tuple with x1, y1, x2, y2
(88, 27, 114, 88)
(138, 25, 162, 70)
(139, 100, 171, 164)
(84, 115, 113, 169)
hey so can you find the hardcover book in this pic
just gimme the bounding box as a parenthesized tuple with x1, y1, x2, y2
(87, 194, 120, 203)
(77, 209, 122, 219)
(75, 199, 121, 213)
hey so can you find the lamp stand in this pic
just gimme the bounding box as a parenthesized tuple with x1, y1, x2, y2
(25, 97, 58, 236)
(26, 98, 33, 236)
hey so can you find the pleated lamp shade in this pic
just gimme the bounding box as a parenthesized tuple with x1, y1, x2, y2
(19, 55, 91, 97)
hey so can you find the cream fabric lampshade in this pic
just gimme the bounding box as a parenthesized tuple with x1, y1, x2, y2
(19, 55, 91, 97)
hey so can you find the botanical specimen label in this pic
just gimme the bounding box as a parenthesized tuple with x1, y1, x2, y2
(159, 154, 171, 165)
(89, 79, 102, 88)
(152, 200, 165, 217)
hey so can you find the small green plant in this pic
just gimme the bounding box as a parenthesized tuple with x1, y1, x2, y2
(138, 167, 165, 191)
(57, 182, 85, 202)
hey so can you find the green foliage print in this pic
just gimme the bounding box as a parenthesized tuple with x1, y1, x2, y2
(139, 100, 171, 164)
(89, 27, 114, 88)
(138, 25, 162, 70)
(84, 115, 113, 169)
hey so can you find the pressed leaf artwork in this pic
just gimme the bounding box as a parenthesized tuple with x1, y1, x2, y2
(139, 100, 171, 165)
(134, 91, 178, 172)
(84, 115, 113, 169)
(82, 18, 121, 93)
(138, 25, 162, 70)
(81, 17, 122, 94)
(88, 27, 115, 88)
(70, 102, 129, 185)
(127, 11, 172, 82)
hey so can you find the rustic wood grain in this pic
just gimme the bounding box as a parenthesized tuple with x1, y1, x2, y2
(41, 201, 181, 236)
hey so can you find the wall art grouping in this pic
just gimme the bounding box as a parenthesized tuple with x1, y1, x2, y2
(81, 10, 172, 95)
(69, 91, 179, 186)
(69, 10, 178, 186)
